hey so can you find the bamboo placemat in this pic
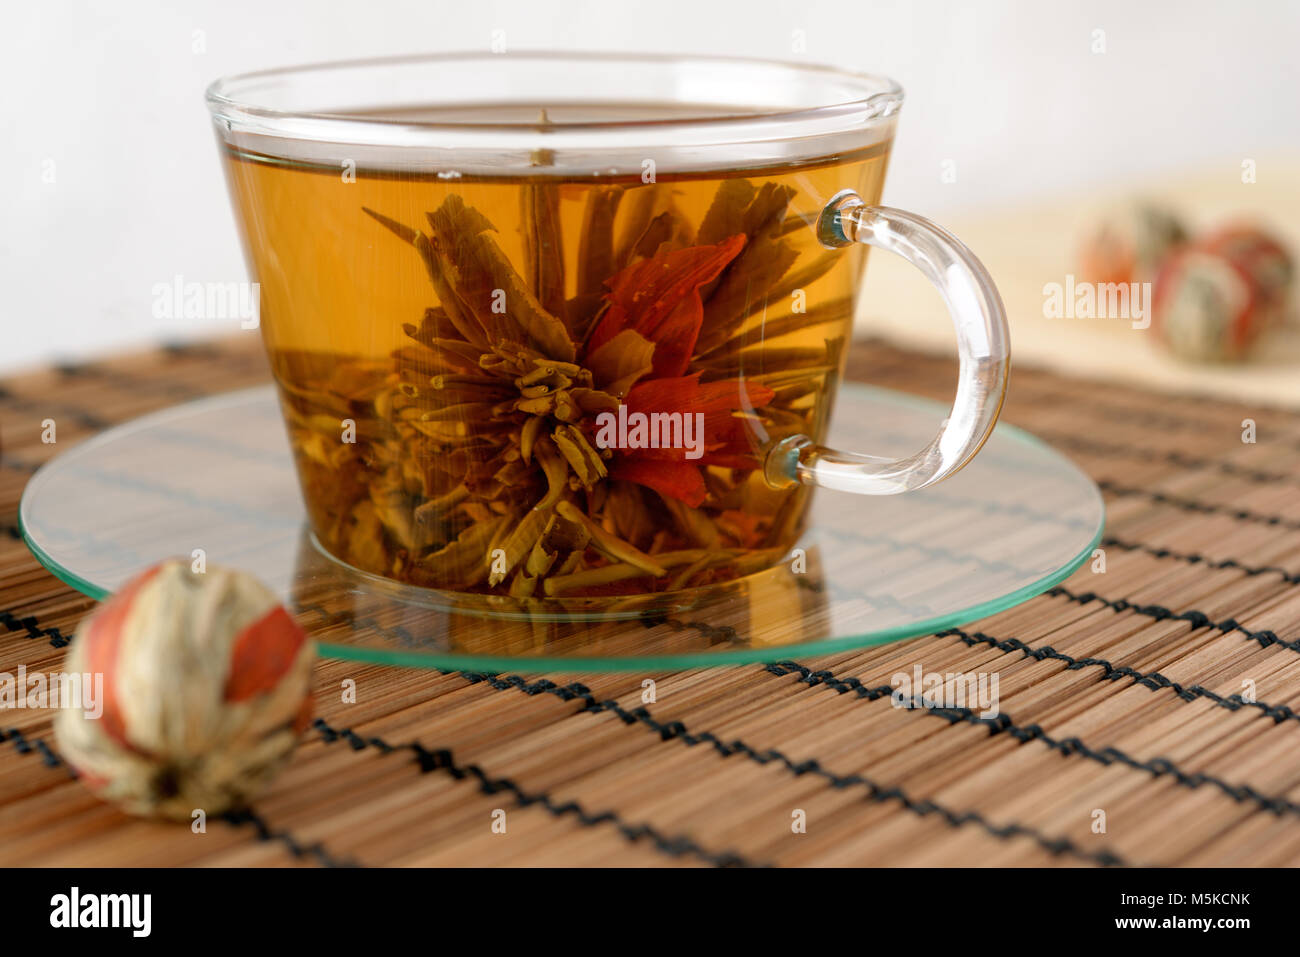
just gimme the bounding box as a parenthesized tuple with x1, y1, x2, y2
(3, 334, 1300, 867)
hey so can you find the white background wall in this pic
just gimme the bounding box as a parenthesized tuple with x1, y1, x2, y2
(3, 0, 1298, 370)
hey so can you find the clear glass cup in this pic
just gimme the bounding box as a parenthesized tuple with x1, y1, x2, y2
(206, 53, 1009, 601)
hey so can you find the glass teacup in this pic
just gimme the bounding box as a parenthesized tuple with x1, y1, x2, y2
(207, 53, 1008, 600)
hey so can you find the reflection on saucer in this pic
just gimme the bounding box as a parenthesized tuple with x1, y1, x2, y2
(290, 526, 831, 659)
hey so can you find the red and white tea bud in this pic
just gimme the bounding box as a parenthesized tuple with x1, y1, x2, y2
(1153, 225, 1292, 361)
(1079, 202, 1189, 286)
(54, 560, 315, 821)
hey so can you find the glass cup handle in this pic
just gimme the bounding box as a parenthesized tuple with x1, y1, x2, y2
(764, 190, 1011, 495)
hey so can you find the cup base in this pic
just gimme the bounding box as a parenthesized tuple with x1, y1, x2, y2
(303, 527, 769, 622)
(20, 384, 1103, 671)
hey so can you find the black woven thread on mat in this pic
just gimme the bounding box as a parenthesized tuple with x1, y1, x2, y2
(160, 341, 224, 359)
(810, 526, 1029, 579)
(300, 595, 1268, 862)
(1047, 585, 1300, 656)
(52, 362, 208, 402)
(0, 387, 110, 432)
(0, 727, 66, 770)
(1035, 431, 1297, 486)
(448, 672, 1124, 866)
(293, 601, 440, 650)
(1098, 480, 1300, 532)
(289, 603, 1117, 863)
(309, 717, 756, 868)
(1, 457, 41, 475)
(765, 660, 1300, 819)
(219, 808, 357, 868)
(6, 551, 1293, 853)
(0, 607, 74, 648)
(939, 626, 1300, 727)
(0, 726, 352, 866)
(1101, 537, 1300, 586)
(1017, 387, 1270, 437)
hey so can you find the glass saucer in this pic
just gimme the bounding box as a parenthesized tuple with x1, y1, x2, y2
(20, 384, 1103, 671)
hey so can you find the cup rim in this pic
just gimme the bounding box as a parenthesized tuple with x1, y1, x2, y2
(205, 50, 905, 135)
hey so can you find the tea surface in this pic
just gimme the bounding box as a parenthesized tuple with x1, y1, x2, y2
(223, 120, 887, 597)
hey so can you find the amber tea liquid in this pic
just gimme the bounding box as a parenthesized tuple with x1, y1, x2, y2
(223, 110, 889, 598)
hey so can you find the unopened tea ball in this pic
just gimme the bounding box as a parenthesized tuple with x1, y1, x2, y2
(1153, 226, 1292, 361)
(1199, 224, 1294, 307)
(54, 560, 315, 821)
(1079, 202, 1189, 285)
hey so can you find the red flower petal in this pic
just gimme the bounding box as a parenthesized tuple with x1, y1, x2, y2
(608, 458, 707, 507)
(224, 605, 309, 702)
(586, 235, 746, 379)
(84, 564, 161, 751)
(619, 374, 777, 468)
(625, 374, 773, 416)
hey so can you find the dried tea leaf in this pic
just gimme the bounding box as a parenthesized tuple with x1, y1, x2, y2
(698, 238, 800, 349)
(369, 482, 421, 553)
(393, 343, 479, 378)
(612, 185, 659, 268)
(521, 183, 567, 318)
(568, 388, 621, 415)
(698, 296, 852, 362)
(425, 374, 514, 401)
(426, 197, 576, 361)
(413, 485, 469, 527)
(555, 501, 667, 577)
(629, 212, 676, 261)
(697, 181, 795, 309)
(493, 456, 532, 488)
(532, 435, 570, 509)
(584, 328, 655, 396)
(701, 343, 838, 376)
(413, 232, 490, 349)
(365, 207, 489, 349)
(402, 308, 452, 349)
(507, 570, 537, 598)
(541, 511, 591, 554)
(344, 501, 392, 578)
(361, 206, 420, 245)
(551, 424, 607, 488)
(576, 186, 625, 297)
(418, 401, 495, 423)
(541, 548, 706, 595)
(752, 252, 843, 318)
(603, 480, 656, 550)
(416, 515, 507, 587)
(778, 211, 816, 237)
(667, 552, 719, 590)
(488, 506, 550, 586)
(742, 183, 797, 238)
(658, 494, 722, 549)
(519, 413, 546, 464)
(524, 528, 559, 577)
(697, 179, 757, 246)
